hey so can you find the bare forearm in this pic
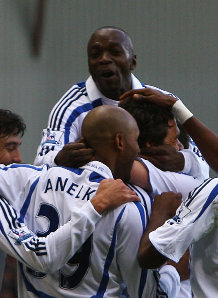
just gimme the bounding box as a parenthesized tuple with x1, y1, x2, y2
(138, 192, 182, 268)
(120, 87, 218, 172)
(183, 117, 218, 172)
(138, 210, 168, 268)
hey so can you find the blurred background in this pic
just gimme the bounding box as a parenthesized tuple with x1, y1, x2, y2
(0, 0, 217, 170)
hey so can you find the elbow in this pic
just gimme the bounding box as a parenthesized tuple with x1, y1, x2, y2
(138, 252, 158, 269)
(138, 246, 156, 269)
(138, 245, 167, 269)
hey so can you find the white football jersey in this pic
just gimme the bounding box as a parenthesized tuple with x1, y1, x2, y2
(0, 196, 101, 273)
(33, 74, 209, 181)
(149, 178, 218, 297)
(139, 158, 202, 200)
(181, 139, 209, 182)
(0, 161, 179, 297)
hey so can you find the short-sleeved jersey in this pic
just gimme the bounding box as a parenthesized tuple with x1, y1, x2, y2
(181, 139, 209, 181)
(0, 161, 180, 297)
(149, 178, 218, 297)
(0, 196, 101, 274)
(139, 158, 202, 200)
(33, 74, 208, 181)
(34, 75, 145, 166)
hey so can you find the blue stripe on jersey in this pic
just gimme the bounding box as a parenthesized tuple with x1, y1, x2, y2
(91, 206, 126, 298)
(186, 178, 213, 207)
(62, 82, 86, 102)
(0, 222, 28, 265)
(0, 198, 18, 230)
(19, 177, 40, 222)
(77, 81, 86, 89)
(49, 82, 86, 128)
(193, 182, 218, 223)
(19, 263, 55, 298)
(0, 163, 46, 171)
(64, 98, 103, 144)
(52, 87, 86, 130)
(129, 184, 151, 221)
(134, 201, 146, 230)
(49, 87, 80, 128)
(134, 202, 148, 298)
(58, 166, 84, 175)
(89, 171, 105, 183)
(0, 200, 30, 265)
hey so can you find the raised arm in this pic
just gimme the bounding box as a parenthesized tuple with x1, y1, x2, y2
(182, 117, 218, 172)
(120, 88, 218, 172)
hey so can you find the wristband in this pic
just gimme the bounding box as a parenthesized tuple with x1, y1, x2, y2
(172, 100, 193, 124)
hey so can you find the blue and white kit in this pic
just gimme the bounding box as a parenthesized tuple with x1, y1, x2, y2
(149, 178, 218, 298)
(139, 159, 201, 200)
(34, 74, 209, 181)
(0, 161, 184, 297)
(0, 196, 100, 273)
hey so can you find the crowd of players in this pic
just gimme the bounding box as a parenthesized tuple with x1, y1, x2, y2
(0, 26, 217, 297)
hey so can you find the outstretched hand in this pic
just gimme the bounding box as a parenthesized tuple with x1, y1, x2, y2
(140, 144, 185, 172)
(120, 87, 177, 107)
(55, 138, 94, 168)
(92, 179, 140, 214)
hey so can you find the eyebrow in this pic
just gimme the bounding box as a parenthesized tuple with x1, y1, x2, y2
(5, 141, 22, 147)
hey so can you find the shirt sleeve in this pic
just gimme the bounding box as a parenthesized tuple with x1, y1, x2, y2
(116, 201, 181, 298)
(33, 86, 84, 166)
(34, 128, 67, 166)
(0, 198, 101, 273)
(141, 159, 202, 200)
(0, 163, 47, 209)
(149, 178, 218, 263)
(181, 139, 210, 182)
(158, 265, 181, 298)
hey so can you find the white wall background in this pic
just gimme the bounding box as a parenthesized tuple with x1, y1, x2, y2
(0, 0, 217, 175)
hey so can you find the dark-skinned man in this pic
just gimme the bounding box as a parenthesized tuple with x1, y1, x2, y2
(34, 26, 208, 181)
(0, 106, 181, 297)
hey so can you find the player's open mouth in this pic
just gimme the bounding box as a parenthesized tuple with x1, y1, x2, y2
(101, 70, 115, 78)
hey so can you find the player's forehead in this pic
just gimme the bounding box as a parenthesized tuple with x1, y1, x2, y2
(0, 134, 21, 146)
(88, 28, 130, 51)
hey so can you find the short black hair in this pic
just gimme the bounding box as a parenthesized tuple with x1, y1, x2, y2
(119, 98, 174, 149)
(0, 109, 26, 138)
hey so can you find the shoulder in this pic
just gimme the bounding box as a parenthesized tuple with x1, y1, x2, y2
(59, 81, 88, 102)
(117, 201, 148, 231)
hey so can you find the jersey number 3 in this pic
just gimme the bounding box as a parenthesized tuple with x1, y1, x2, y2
(27, 203, 92, 289)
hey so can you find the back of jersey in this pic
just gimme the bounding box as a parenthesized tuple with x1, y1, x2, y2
(16, 162, 157, 297)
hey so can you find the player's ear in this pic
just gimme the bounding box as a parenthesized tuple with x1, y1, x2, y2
(114, 132, 124, 152)
(130, 54, 136, 71)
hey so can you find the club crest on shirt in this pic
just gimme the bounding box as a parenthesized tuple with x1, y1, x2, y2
(8, 226, 35, 245)
(167, 203, 191, 225)
(41, 128, 64, 147)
